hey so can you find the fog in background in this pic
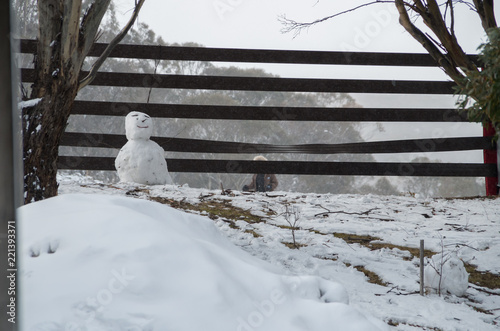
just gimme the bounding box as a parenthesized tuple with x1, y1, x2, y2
(15, 0, 494, 197)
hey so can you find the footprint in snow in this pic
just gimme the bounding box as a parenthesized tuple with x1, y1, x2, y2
(29, 238, 60, 257)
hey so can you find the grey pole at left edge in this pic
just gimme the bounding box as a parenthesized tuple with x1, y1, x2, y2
(0, 2, 20, 331)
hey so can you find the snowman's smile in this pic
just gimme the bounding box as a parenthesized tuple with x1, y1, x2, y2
(137, 125, 149, 129)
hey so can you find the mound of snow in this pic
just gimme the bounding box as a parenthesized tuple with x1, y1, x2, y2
(424, 253, 469, 297)
(19, 194, 386, 331)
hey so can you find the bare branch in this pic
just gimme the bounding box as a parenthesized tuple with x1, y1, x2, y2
(444, 0, 456, 40)
(425, 0, 452, 39)
(423, 0, 477, 71)
(473, 0, 497, 31)
(78, 0, 146, 91)
(483, 0, 497, 27)
(394, 0, 465, 83)
(412, 0, 427, 13)
(313, 207, 379, 218)
(34, 0, 61, 95)
(279, 1, 395, 37)
(450, 1, 456, 37)
(147, 56, 161, 104)
(60, 0, 82, 68)
(79, 0, 111, 61)
(425, 32, 448, 52)
(454, 0, 478, 12)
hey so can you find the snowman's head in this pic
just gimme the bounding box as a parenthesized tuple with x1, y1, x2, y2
(125, 111, 153, 140)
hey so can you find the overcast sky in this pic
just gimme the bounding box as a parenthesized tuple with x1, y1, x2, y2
(114, 0, 491, 52)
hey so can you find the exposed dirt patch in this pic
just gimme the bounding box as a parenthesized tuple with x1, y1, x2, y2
(387, 319, 443, 331)
(148, 196, 265, 238)
(353, 265, 389, 286)
(465, 264, 500, 289)
(333, 232, 434, 260)
(282, 241, 308, 250)
(149, 196, 265, 224)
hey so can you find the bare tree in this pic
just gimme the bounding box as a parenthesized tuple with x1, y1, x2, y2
(280, 1, 498, 128)
(22, 0, 146, 203)
(282, 204, 302, 249)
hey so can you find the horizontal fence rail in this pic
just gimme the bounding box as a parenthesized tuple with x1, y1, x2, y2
(61, 133, 495, 154)
(21, 68, 456, 94)
(69, 101, 470, 122)
(19, 39, 481, 67)
(57, 157, 497, 178)
(19, 39, 497, 181)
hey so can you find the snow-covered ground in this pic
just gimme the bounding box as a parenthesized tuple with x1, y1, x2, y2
(19, 174, 500, 330)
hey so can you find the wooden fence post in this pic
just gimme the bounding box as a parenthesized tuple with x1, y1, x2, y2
(483, 123, 498, 196)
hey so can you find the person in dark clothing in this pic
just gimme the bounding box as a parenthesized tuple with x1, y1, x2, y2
(242, 156, 278, 192)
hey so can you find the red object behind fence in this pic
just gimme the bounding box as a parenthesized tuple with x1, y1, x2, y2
(483, 123, 498, 196)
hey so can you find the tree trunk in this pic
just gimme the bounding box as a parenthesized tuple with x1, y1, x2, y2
(23, 0, 82, 203)
(23, 85, 78, 203)
(22, 0, 144, 204)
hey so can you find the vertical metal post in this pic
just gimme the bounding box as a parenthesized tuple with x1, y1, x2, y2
(420, 239, 425, 296)
(0, 2, 19, 331)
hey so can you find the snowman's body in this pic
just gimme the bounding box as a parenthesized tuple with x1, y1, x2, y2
(115, 112, 172, 185)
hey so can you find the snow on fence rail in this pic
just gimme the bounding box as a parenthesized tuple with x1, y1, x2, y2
(18, 40, 498, 193)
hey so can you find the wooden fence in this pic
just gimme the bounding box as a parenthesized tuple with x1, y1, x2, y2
(19, 39, 498, 194)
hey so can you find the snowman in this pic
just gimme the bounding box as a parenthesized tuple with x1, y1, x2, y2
(424, 252, 469, 296)
(115, 111, 172, 185)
